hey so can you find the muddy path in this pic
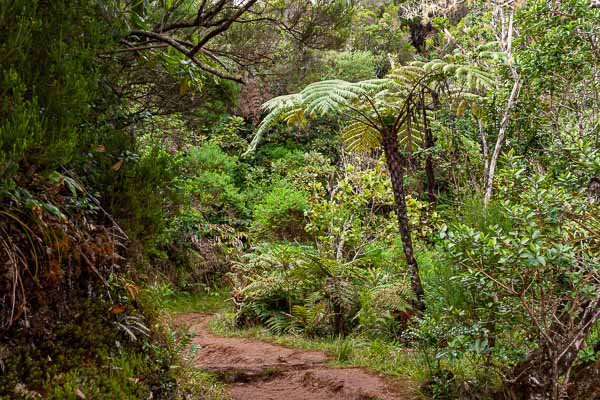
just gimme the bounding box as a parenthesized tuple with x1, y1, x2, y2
(176, 313, 417, 400)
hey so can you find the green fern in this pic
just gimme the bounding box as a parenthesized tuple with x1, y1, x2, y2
(246, 79, 397, 154)
(247, 55, 495, 156)
(290, 303, 327, 337)
(265, 313, 297, 335)
(341, 122, 382, 152)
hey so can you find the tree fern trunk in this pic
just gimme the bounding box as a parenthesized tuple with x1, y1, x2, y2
(382, 130, 426, 312)
(332, 302, 346, 336)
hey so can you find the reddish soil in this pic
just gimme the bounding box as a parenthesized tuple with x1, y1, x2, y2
(176, 313, 416, 400)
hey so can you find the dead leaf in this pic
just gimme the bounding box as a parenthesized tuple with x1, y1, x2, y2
(94, 144, 106, 152)
(111, 160, 124, 171)
(111, 304, 126, 314)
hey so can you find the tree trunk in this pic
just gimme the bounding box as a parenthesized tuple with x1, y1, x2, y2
(382, 129, 426, 312)
(424, 131, 436, 204)
(485, 6, 521, 205)
(408, 19, 433, 55)
(422, 93, 437, 205)
(478, 118, 490, 192)
(483, 77, 520, 205)
(332, 302, 346, 336)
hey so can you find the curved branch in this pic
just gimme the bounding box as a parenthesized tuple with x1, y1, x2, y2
(189, 0, 259, 57)
(129, 30, 244, 83)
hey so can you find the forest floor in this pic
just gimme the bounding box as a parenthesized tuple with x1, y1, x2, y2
(175, 313, 418, 400)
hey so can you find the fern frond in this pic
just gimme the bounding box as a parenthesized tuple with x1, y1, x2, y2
(245, 94, 302, 154)
(247, 53, 497, 155)
(342, 122, 382, 153)
(265, 313, 296, 335)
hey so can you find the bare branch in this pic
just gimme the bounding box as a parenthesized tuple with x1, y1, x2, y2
(129, 30, 244, 83)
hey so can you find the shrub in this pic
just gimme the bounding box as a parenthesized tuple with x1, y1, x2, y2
(439, 152, 600, 398)
(134, 142, 249, 288)
(230, 243, 414, 338)
(322, 51, 378, 81)
(110, 146, 183, 250)
(0, 0, 120, 187)
(251, 181, 309, 241)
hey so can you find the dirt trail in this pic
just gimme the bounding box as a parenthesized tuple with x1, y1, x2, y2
(176, 313, 416, 400)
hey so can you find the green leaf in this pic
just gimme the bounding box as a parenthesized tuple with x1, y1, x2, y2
(41, 203, 67, 221)
(130, 13, 148, 30)
(536, 255, 546, 266)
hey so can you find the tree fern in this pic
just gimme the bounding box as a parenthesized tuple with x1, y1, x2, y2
(245, 79, 397, 154)
(243, 55, 498, 312)
(246, 56, 494, 156)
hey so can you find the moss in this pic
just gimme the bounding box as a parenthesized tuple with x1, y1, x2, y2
(0, 299, 177, 400)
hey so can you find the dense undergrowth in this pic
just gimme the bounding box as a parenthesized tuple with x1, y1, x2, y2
(1, 0, 599, 399)
(0, 0, 210, 398)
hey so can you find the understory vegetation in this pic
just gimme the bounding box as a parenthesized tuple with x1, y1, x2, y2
(1, 0, 598, 399)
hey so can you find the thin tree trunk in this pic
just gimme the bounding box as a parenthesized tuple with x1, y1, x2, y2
(382, 129, 426, 312)
(478, 118, 489, 191)
(332, 302, 346, 336)
(485, 4, 521, 205)
(422, 91, 437, 204)
(424, 127, 436, 204)
(483, 76, 520, 205)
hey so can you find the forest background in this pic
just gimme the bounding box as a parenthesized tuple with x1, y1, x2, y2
(0, 0, 599, 399)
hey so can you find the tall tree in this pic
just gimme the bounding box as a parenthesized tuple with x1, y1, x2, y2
(246, 58, 493, 311)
